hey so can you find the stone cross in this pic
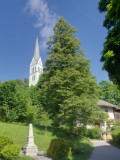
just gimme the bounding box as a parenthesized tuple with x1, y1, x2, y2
(23, 123, 38, 157)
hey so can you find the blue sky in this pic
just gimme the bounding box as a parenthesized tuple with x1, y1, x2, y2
(0, 0, 109, 83)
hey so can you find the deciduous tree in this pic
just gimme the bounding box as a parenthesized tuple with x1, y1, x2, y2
(98, 80, 120, 106)
(98, 0, 120, 85)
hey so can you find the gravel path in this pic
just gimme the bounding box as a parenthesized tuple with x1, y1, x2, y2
(36, 156, 52, 160)
(89, 140, 120, 160)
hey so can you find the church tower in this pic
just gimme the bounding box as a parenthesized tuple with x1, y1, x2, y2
(29, 35, 43, 87)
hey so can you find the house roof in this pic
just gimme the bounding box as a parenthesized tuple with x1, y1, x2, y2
(97, 100, 117, 108)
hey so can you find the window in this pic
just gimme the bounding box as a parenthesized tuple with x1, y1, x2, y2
(32, 67, 34, 73)
(38, 67, 40, 72)
(105, 109, 108, 113)
(32, 76, 35, 81)
(115, 114, 119, 119)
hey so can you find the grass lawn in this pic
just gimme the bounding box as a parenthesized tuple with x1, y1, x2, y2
(110, 140, 120, 149)
(0, 122, 56, 152)
(69, 138, 93, 160)
(0, 122, 93, 160)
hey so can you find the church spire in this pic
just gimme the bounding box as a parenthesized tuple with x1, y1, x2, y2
(29, 35, 43, 87)
(34, 34, 40, 61)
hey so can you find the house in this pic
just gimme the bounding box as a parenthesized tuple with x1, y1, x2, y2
(114, 107, 120, 122)
(97, 100, 120, 139)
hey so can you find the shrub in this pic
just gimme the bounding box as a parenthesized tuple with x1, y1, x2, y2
(73, 142, 91, 154)
(16, 156, 34, 160)
(52, 127, 70, 138)
(87, 127, 100, 139)
(112, 129, 120, 144)
(112, 122, 120, 131)
(1, 144, 20, 160)
(75, 127, 88, 138)
(47, 138, 73, 159)
(0, 135, 14, 152)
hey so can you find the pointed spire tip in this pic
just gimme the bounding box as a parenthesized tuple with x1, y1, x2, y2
(34, 34, 40, 60)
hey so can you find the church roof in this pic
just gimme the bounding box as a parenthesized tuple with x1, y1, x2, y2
(34, 35, 40, 61)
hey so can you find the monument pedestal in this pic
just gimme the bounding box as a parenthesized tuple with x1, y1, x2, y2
(23, 144, 38, 157)
(22, 124, 38, 157)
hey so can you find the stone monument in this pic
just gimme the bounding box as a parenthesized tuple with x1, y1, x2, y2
(23, 123, 38, 157)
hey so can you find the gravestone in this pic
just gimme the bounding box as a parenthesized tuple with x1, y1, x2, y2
(22, 123, 38, 157)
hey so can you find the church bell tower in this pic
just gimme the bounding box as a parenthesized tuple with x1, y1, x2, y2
(29, 35, 43, 87)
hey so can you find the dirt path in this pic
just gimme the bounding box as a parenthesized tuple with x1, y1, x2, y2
(89, 140, 120, 160)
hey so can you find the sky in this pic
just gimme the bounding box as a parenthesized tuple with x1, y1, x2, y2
(0, 0, 109, 83)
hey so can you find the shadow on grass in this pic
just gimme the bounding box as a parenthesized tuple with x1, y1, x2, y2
(54, 139, 93, 160)
(69, 138, 93, 160)
(51, 127, 71, 139)
(33, 125, 93, 160)
(34, 125, 70, 138)
(109, 140, 120, 149)
(34, 125, 47, 135)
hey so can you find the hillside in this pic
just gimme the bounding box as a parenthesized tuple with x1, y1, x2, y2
(0, 122, 93, 160)
(0, 122, 56, 153)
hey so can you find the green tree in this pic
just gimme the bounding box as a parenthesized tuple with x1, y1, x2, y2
(36, 105, 52, 135)
(24, 78, 29, 88)
(42, 17, 99, 131)
(98, 80, 120, 106)
(0, 80, 31, 123)
(0, 80, 18, 121)
(98, 0, 120, 85)
(15, 78, 29, 90)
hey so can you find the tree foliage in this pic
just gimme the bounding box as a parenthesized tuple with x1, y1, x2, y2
(0, 79, 38, 123)
(98, 0, 120, 85)
(41, 17, 99, 129)
(98, 80, 120, 106)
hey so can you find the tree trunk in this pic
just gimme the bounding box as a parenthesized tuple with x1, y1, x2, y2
(70, 126, 74, 136)
(45, 126, 47, 135)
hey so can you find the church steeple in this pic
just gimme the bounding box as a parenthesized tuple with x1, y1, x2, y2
(29, 35, 43, 87)
(34, 35, 40, 61)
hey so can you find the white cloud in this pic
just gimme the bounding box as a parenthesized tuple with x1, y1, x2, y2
(25, 0, 59, 50)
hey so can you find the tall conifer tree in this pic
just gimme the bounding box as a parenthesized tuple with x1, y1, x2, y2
(43, 17, 99, 129)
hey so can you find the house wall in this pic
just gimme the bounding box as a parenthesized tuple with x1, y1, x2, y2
(101, 107, 114, 119)
(100, 107, 114, 132)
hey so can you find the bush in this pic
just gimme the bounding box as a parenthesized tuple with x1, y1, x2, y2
(73, 142, 91, 154)
(87, 127, 100, 139)
(16, 156, 34, 160)
(1, 144, 20, 160)
(47, 138, 73, 159)
(0, 135, 14, 152)
(112, 122, 120, 131)
(52, 127, 70, 138)
(112, 129, 120, 144)
(75, 127, 88, 138)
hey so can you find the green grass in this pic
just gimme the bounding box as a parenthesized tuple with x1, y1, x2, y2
(69, 138, 93, 160)
(0, 122, 56, 152)
(110, 140, 120, 149)
(0, 122, 93, 160)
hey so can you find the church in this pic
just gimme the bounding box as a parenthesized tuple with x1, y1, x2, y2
(29, 36, 43, 87)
